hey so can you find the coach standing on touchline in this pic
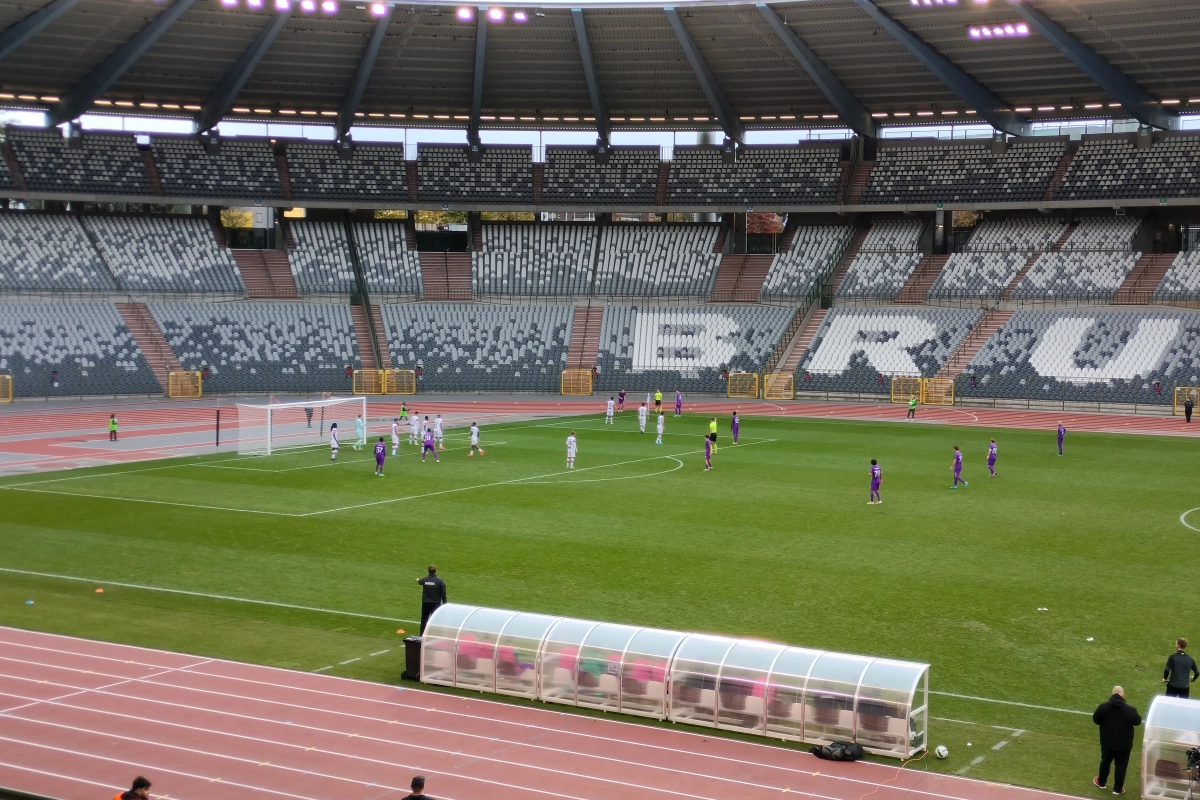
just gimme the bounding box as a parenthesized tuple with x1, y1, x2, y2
(417, 565, 447, 635)
(1092, 686, 1140, 796)
(1163, 638, 1199, 698)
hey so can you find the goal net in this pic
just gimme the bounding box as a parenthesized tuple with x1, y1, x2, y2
(237, 396, 368, 456)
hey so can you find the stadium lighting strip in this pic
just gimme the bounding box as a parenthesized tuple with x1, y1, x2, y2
(969, 23, 1029, 38)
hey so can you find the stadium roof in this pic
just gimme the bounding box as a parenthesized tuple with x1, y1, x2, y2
(0, 0, 1196, 140)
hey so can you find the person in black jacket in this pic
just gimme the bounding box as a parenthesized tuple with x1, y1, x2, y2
(1093, 686, 1141, 795)
(417, 565, 447, 635)
(1163, 637, 1200, 698)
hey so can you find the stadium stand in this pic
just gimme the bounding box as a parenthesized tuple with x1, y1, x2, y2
(542, 148, 659, 205)
(473, 224, 596, 296)
(0, 213, 117, 292)
(1058, 135, 1200, 200)
(1009, 217, 1142, 302)
(593, 225, 721, 297)
(418, 146, 534, 203)
(152, 138, 282, 199)
(10, 130, 151, 195)
(666, 146, 842, 206)
(796, 307, 983, 394)
(1153, 251, 1200, 303)
(148, 302, 359, 393)
(352, 223, 423, 297)
(594, 304, 793, 393)
(958, 309, 1200, 405)
(289, 220, 356, 295)
(380, 303, 571, 392)
(759, 226, 855, 301)
(834, 220, 924, 300)
(82, 216, 245, 294)
(929, 218, 1067, 301)
(0, 302, 161, 396)
(285, 143, 409, 201)
(966, 218, 1068, 252)
(863, 140, 1065, 204)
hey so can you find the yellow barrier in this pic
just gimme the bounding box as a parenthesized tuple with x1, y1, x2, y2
(1174, 386, 1200, 416)
(921, 378, 955, 406)
(0, 374, 11, 403)
(763, 373, 794, 401)
(890, 376, 922, 405)
(728, 373, 759, 399)
(561, 370, 593, 396)
(167, 371, 202, 398)
(384, 369, 417, 395)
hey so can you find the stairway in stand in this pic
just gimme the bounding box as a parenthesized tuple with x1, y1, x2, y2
(655, 162, 670, 205)
(1000, 252, 1042, 301)
(1114, 253, 1176, 304)
(370, 305, 394, 368)
(115, 302, 182, 394)
(418, 253, 472, 301)
(351, 305, 379, 370)
(827, 226, 870, 295)
(1053, 222, 1078, 251)
(232, 250, 298, 299)
(777, 309, 827, 378)
(937, 310, 1013, 378)
(846, 161, 874, 204)
(710, 254, 774, 303)
(1043, 145, 1077, 202)
(895, 254, 949, 304)
(566, 306, 604, 371)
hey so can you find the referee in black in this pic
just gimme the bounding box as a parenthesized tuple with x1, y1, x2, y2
(417, 565, 447, 635)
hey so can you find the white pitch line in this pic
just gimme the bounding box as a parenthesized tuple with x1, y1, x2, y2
(0, 567, 416, 623)
(930, 690, 1088, 716)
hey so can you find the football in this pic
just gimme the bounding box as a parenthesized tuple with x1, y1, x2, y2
(935, 745, 949, 759)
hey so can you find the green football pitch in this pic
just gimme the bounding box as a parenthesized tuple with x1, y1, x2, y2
(1, 411, 1196, 797)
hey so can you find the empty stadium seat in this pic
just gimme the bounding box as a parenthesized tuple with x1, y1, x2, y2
(760, 226, 854, 301)
(0, 213, 116, 292)
(0, 302, 161, 396)
(286, 143, 408, 201)
(289, 220, 356, 295)
(380, 304, 571, 392)
(1009, 218, 1141, 302)
(667, 146, 842, 205)
(418, 146, 533, 203)
(1060, 135, 1200, 200)
(966, 218, 1067, 252)
(929, 252, 1028, 300)
(83, 216, 244, 294)
(864, 140, 1064, 204)
(835, 220, 924, 300)
(473, 224, 596, 296)
(152, 138, 282, 198)
(594, 225, 721, 297)
(353, 223, 423, 297)
(11, 130, 151, 195)
(1153, 252, 1200, 302)
(797, 308, 983, 394)
(148, 302, 359, 393)
(595, 305, 793, 393)
(543, 148, 658, 204)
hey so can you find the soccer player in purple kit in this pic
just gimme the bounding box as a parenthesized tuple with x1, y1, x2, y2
(703, 434, 713, 471)
(617, 389, 626, 413)
(951, 445, 968, 489)
(987, 438, 997, 477)
(730, 411, 740, 444)
(1057, 421, 1066, 455)
(674, 390, 683, 417)
(374, 437, 387, 476)
(421, 425, 439, 463)
(869, 459, 882, 505)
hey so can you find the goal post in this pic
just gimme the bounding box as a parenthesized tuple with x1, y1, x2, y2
(237, 396, 368, 456)
(891, 376, 922, 405)
(921, 377, 955, 406)
(763, 373, 794, 401)
(353, 369, 385, 395)
(561, 369, 593, 396)
(384, 369, 416, 395)
(728, 372, 759, 399)
(168, 371, 202, 398)
(1174, 386, 1200, 416)
(0, 374, 11, 403)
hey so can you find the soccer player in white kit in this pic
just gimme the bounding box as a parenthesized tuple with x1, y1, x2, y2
(391, 417, 401, 457)
(434, 414, 445, 450)
(655, 412, 665, 445)
(329, 423, 339, 461)
(468, 422, 484, 457)
(409, 412, 420, 445)
(605, 398, 615, 424)
(566, 432, 577, 468)
(637, 403, 647, 433)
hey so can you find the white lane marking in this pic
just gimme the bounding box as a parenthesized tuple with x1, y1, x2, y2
(0, 567, 416, 623)
(0, 657, 211, 716)
(930, 690, 1088, 716)
(0, 760, 122, 795)
(337, 658, 360, 666)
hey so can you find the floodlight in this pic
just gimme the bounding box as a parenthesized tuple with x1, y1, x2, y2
(487, 7, 504, 21)
(274, 0, 290, 9)
(321, 0, 337, 12)
(456, 6, 472, 19)
(221, 0, 238, 7)
(369, 2, 387, 16)
(247, 0, 263, 7)
(513, 10, 527, 21)
(299, 0, 316, 11)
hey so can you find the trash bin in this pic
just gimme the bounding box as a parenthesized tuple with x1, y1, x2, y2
(402, 636, 423, 681)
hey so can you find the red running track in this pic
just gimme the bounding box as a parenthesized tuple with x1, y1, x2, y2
(0, 627, 1083, 800)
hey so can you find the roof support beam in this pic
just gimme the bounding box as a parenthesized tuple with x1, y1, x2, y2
(0, 0, 84, 64)
(196, 9, 290, 133)
(850, 0, 1030, 137)
(1008, 1, 1176, 131)
(468, 10, 487, 147)
(664, 7, 743, 144)
(756, 4, 876, 138)
(571, 8, 608, 146)
(49, 0, 196, 125)
(337, 6, 392, 141)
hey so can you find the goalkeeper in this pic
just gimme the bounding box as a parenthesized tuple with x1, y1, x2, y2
(354, 414, 366, 450)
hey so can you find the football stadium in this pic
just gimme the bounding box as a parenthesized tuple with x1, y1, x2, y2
(1, 0, 1200, 798)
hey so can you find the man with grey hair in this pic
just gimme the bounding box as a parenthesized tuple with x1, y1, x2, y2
(1092, 686, 1141, 795)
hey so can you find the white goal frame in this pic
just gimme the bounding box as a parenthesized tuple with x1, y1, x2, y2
(237, 396, 368, 456)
